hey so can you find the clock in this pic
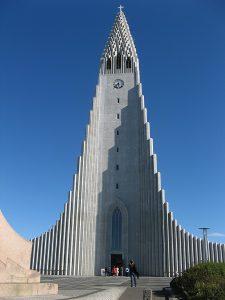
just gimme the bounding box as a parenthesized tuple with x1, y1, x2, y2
(113, 79, 124, 89)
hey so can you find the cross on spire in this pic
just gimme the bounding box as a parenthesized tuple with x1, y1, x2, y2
(118, 5, 124, 13)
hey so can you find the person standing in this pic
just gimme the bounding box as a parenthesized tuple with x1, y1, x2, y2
(129, 260, 139, 287)
(112, 266, 116, 276)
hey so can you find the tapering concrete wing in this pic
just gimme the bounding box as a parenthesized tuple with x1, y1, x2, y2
(0, 210, 58, 296)
(0, 210, 37, 283)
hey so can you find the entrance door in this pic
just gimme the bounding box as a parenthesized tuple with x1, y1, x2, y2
(111, 254, 123, 268)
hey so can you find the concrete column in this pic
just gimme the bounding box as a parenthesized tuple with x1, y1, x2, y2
(213, 243, 218, 262)
(49, 228, 54, 275)
(217, 244, 222, 262)
(53, 222, 59, 275)
(44, 231, 50, 275)
(38, 235, 43, 273)
(31, 238, 36, 270)
(172, 219, 178, 275)
(201, 239, 205, 262)
(189, 234, 194, 267)
(78, 142, 87, 275)
(176, 225, 182, 274)
(73, 156, 82, 275)
(65, 192, 72, 275)
(82, 121, 92, 275)
(145, 123, 150, 276)
(61, 205, 68, 275)
(73, 159, 83, 275)
(82, 139, 90, 275)
(137, 106, 144, 273)
(36, 237, 40, 271)
(56, 214, 63, 274)
(181, 229, 186, 272)
(145, 124, 150, 275)
(185, 232, 190, 269)
(140, 116, 150, 275)
(209, 242, 214, 262)
(148, 149, 155, 275)
(158, 189, 165, 277)
(87, 102, 96, 275)
(222, 244, 225, 262)
(46, 231, 51, 274)
(193, 236, 198, 265)
(36, 236, 40, 271)
(91, 94, 100, 275)
(52, 225, 57, 275)
(76, 154, 85, 275)
(168, 212, 174, 277)
(155, 171, 164, 276)
(85, 121, 92, 276)
(42, 232, 47, 274)
(197, 238, 202, 263)
(149, 153, 155, 275)
(163, 203, 170, 277)
(139, 112, 144, 273)
(69, 176, 76, 275)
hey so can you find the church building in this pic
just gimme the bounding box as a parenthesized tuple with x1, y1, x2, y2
(31, 9, 225, 277)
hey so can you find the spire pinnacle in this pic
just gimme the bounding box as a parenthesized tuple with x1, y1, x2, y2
(101, 9, 138, 74)
(118, 5, 124, 13)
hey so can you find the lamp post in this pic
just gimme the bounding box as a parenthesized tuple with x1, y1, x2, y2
(199, 227, 210, 262)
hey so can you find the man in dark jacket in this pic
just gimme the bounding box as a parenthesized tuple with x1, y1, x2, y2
(128, 260, 139, 287)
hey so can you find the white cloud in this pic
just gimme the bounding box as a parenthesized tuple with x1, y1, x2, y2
(208, 232, 225, 237)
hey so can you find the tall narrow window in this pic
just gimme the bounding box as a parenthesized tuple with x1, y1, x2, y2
(112, 208, 122, 250)
(126, 57, 131, 68)
(117, 130, 119, 135)
(117, 98, 120, 103)
(117, 147, 119, 152)
(106, 58, 111, 70)
(116, 53, 121, 69)
(116, 164, 119, 170)
(117, 114, 120, 119)
(116, 183, 119, 189)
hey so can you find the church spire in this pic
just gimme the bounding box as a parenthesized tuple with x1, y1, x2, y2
(101, 8, 138, 74)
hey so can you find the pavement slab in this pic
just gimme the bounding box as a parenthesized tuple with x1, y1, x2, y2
(0, 276, 172, 300)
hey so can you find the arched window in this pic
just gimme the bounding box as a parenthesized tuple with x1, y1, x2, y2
(126, 57, 131, 68)
(112, 208, 122, 250)
(106, 58, 111, 70)
(116, 53, 121, 69)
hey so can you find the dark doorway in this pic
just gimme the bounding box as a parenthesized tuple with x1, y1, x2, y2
(111, 254, 123, 268)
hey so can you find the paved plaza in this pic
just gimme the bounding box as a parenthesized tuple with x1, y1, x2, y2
(0, 276, 172, 300)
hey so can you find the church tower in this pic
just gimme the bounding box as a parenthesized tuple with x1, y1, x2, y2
(31, 9, 225, 277)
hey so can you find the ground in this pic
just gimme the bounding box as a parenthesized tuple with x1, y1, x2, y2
(1, 276, 172, 300)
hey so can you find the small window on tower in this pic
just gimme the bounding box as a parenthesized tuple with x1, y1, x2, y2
(116, 164, 119, 170)
(117, 114, 120, 119)
(126, 57, 131, 68)
(116, 183, 119, 189)
(117, 147, 119, 152)
(106, 59, 111, 70)
(117, 98, 120, 103)
(117, 130, 119, 135)
(116, 54, 121, 69)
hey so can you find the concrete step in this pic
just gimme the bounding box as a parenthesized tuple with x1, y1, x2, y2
(119, 287, 149, 300)
(41, 276, 172, 293)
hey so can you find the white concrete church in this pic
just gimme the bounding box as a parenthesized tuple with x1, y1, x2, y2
(31, 9, 225, 277)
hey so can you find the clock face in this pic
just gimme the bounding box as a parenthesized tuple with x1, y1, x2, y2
(113, 79, 124, 89)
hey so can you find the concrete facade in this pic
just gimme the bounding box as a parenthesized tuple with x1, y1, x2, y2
(31, 10, 225, 276)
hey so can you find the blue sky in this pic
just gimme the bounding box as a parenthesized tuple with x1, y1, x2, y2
(0, 0, 225, 243)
